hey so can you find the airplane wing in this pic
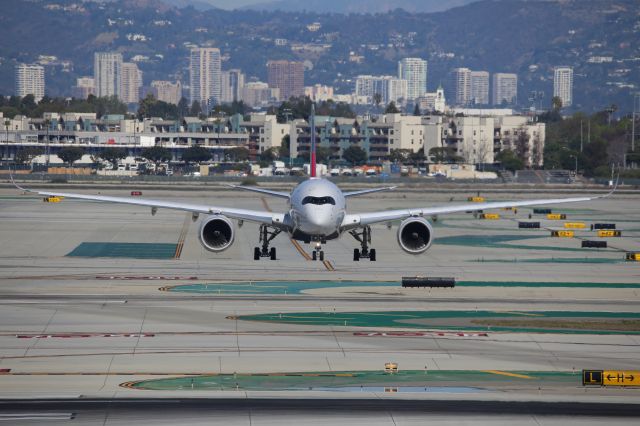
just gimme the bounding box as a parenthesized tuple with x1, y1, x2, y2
(224, 184, 290, 199)
(343, 185, 617, 228)
(12, 177, 284, 225)
(343, 186, 396, 198)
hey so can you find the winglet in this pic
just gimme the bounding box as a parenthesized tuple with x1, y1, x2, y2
(9, 168, 30, 193)
(601, 169, 620, 199)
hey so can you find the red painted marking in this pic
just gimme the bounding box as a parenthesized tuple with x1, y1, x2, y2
(353, 332, 488, 338)
(16, 333, 155, 339)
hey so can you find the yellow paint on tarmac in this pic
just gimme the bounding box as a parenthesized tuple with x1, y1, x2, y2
(483, 370, 533, 379)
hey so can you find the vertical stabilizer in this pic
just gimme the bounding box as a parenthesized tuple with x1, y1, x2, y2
(310, 103, 316, 178)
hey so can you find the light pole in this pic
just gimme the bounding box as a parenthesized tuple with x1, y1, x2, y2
(4, 119, 9, 164)
(569, 154, 578, 176)
(44, 118, 50, 168)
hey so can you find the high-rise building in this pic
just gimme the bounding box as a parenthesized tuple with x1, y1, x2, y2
(189, 47, 222, 108)
(553, 66, 573, 108)
(470, 71, 489, 105)
(492, 73, 518, 105)
(355, 75, 408, 105)
(267, 60, 304, 101)
(151, 80, 182, 105)
(398, 58, 427, 101)
(94, 52, 123, 98)
(450, 68, 471, 106)
(418, 85, 446, 114)
(240, 82, 280, 108)
(71, 77, 95, 99)
(221, 69, 245, 103)
(120, 62, 142, 104)
(15, 64, 45, 102)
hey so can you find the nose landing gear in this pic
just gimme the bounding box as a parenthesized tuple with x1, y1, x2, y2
(311, 242, 325, 261)
(253, 224, 281, 260)
(349, 226, 376, 261)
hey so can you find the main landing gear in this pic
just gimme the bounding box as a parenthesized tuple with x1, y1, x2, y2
(254, 224, 281, 261)
(349, 225, 376, 262)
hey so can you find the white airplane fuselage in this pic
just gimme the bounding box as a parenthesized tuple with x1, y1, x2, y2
(288, 178, 346, 241)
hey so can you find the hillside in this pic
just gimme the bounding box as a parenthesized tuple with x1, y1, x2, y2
(0, 0, 638, 113)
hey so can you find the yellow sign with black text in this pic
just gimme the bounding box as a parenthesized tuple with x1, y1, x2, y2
(583, 370, 640, 386)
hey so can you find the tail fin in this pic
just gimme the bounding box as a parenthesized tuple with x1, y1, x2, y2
(310, 103, 316, 178)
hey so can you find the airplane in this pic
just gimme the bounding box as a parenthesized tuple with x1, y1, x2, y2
(11, 106, 617, 262)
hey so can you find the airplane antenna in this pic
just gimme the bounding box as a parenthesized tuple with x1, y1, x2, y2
(310, 103, 316, 178)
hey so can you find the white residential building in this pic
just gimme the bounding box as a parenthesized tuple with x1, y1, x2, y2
(398, 58, 427, 101)
(15, 64, 45, 102)
(71, 77, 95, 99)
(94, 52, 122, 98)
(553, 66, 573, 108)
(189, 47, 222, 108)
(244, 113, 290, 154)
(417, 85, 446, 113)
(492, 73, 517, 105)
(151, 80, 182, 105)
(470, 71, 489, 105)
(221, 69, 245, 103)
(355, 75, 408, 106)
(240, 82, 279, 108)
(304, 85, 334, 102)
(120, 62, 142, 104)
(495, 116, 545, 167)
(450, 67, 471, 106)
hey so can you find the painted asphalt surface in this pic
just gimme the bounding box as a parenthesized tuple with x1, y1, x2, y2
(126, 370, 578, 392)
(163, 280, 640, 295)
(235, 310, 640, 334)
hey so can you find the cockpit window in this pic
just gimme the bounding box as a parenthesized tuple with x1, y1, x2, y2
(302, 196, 336, 206)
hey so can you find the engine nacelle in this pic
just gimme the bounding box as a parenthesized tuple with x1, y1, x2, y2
(397, 217, 434, 254)
(198, 215, 234, 252)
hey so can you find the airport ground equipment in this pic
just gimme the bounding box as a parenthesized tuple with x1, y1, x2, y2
(625, 252, 640, 261)
(582, 240, 607, 248)
(547, 213, 567, 220)
(564, 222, 586, 229)
(551, 230, 574, 238)
(479, 213, 500, 220)
(593, 223, 616, 230)
(533, 208, 552, 214)
(402, 277, 456, 288)
(597, 230, 622, 237)
(518, 222, 541, 229)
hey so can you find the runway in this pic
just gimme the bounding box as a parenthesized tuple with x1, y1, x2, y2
(0, 184, 639, 422)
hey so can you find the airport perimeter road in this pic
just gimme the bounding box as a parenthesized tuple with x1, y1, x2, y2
(0, 398, 639, 425)
(0, 185, 639, 419)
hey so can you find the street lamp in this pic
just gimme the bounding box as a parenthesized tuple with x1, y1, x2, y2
(569, 154, 578, 176)
(4, 119, 9, 164)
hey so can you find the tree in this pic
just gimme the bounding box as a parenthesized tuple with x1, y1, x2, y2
(315, 147, 331, 163)
(99, 147, 127, 169)
(181, 145, 212, 163)
(137, 94, 179, 120)
(413, 104, 421, 116)
(551, 96, 563, 111)
(385, 101, 400, 114)
(177, 97, 190, 118)
(389, 148, 412, 163)
(14, 147, 43, 165)
(57, 146, 85, 167)
(259, 147, 278, 163)
(373, 93, 382, 109)
(409, 150, 425, 165)
(279, 134, 291, 158)
(496, 149, 524, 172)
(428, 147, 462, 163)
(342, 145, 367, 165)
(142, 146, 172, 168)
(226, 147, 249, 162)
(189, 101, 202, 117)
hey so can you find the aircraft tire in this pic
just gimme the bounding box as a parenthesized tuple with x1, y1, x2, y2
(254, 247, 260, 260)
(353, 248, 360, 261)
(369, 249, 376, 262)
(270, 247, 276, 260)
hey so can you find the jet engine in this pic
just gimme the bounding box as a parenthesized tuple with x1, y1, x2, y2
(198, 215, 234, 252)
(397, 217, 433, 254)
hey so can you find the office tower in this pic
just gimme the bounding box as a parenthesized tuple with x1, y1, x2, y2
(355, 75, 408, 106)
(221, 69, 245, 103)
(94, 52, 123, 98)
(15, 64, 45, 102)
(450, 68, 471, 106)
(470, 71, 489, 105)
(120, 62, 142, 104)
(71, 77, 95, 99)
(492, 73, 518, 105)
(398, 58, 428, 101)
(190, 47, 222, 107)
(553, 66, 573, 108)
(151, 80, 182, 105)
(267, 60, 304, 101)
